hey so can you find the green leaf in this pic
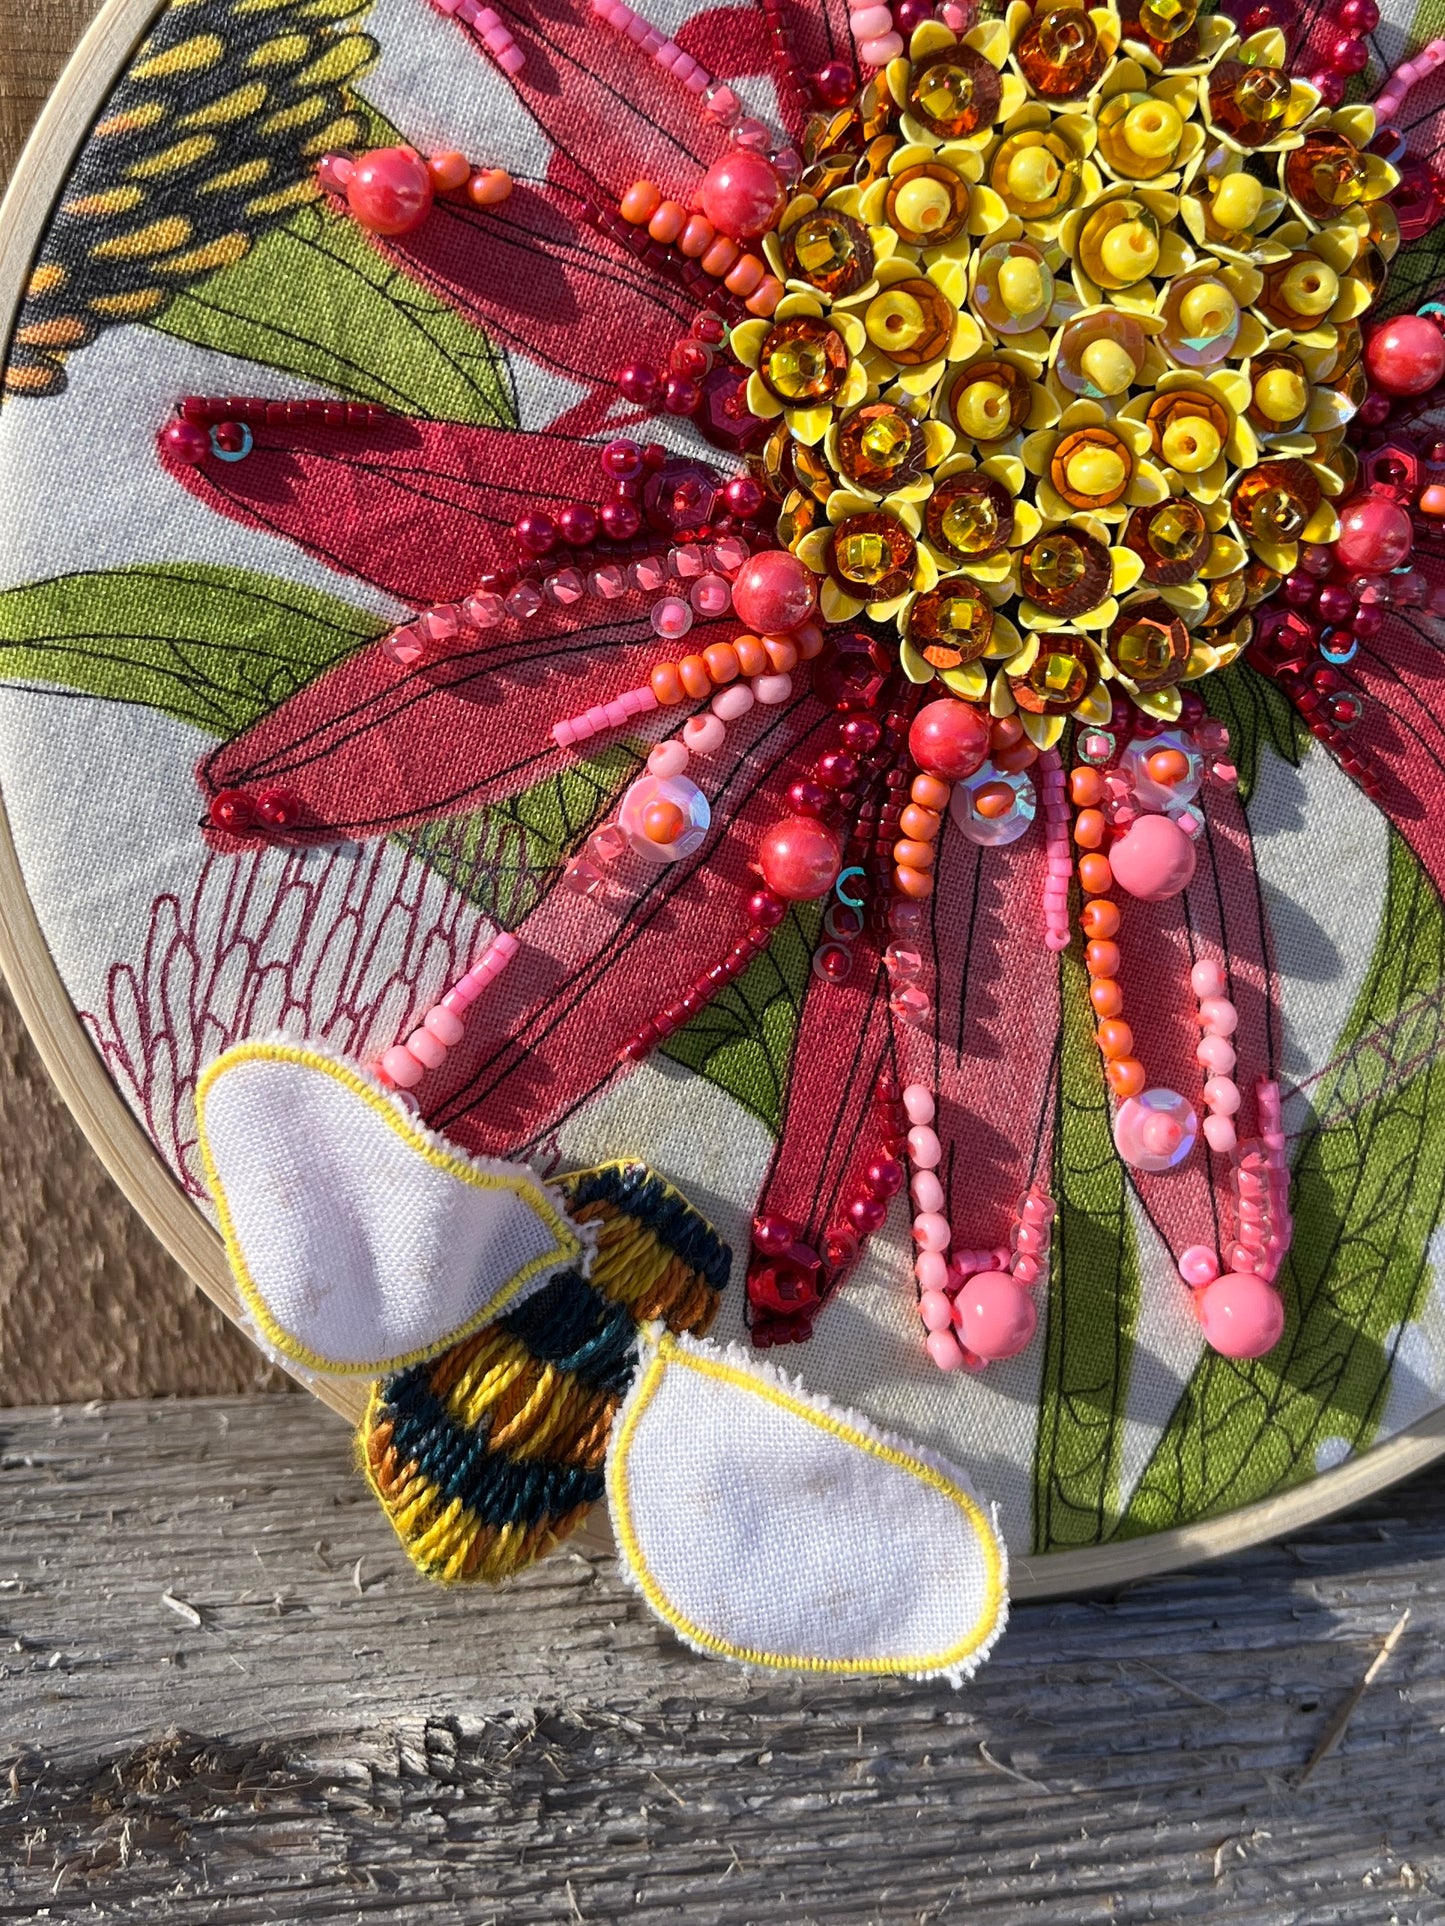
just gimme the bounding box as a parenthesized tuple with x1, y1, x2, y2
(1119, 828, 1445, 1536)
(1200, 660, 1308, 806)
(152, 200, 516, 427)
(660, 906, 822, 1137)
(397, 743, 644, 932)
(0, 564, 384, 736)
(1033, 946, 1140, 1551)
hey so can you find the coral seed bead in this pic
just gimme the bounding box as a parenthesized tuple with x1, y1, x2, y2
(427, 150, 472, 192)
(1070, 766, 1104, 806)
(1085, 939, 1121, 978)
(642, 799, 687, 844)
(468, 168, 513, 207)
(1105, 1056, 1147, 1097)
(621, 180, 662, 224)
(1097, 1019, 1135, 1060)
(1090, 978, 1124, 1018)
(1081, 899, 1120, 939)
(1078, 853, 1114, 894)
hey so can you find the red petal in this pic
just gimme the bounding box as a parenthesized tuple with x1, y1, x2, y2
(418, 695, 826, 1153)
(161, 416, 621, 606)
(1349, 618, 1445, 900)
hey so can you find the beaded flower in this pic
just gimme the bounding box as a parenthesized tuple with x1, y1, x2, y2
(145, 0, 1445, 1388)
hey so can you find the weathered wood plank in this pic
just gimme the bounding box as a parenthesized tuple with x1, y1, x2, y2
(1, 1394, 1442, 1922)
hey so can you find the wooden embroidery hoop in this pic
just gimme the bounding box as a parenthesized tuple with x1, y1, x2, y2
(2, 0, 1442, 1602)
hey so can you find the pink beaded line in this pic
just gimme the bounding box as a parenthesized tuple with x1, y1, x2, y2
(1189, 957, 1245, 1159)
(428, 0, 525, 76)
(849, 1, 903, 68)
(1373, 36, 1445, 123)
(555, 659, 792, 750)
(375, 933, 519, 1091)
(1038, 747, 1071, 953)
(902, 1081, 1056, 1373)
(1177, 1079, 1292, 1293)
(590, 0, 725, 108)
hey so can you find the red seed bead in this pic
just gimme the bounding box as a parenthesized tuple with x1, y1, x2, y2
(866, 1155, 904, 1198)
(1327, 33, 1369, 75)
(1080, 899, 1120, 939)
(725, 475, 765, 517)
(209, 789, 253, 831)
(617, 363, 661, 406)
(814, 60, 855, 105)
(748, 888, 788, 929)
(254, 787, 302, 829)
(848, 1193, 888, 1234)
(212, 420, 248, 454)
(664, 374, 702, 414)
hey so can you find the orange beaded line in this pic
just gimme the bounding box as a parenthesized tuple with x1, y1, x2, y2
(647, 624, 824, 705)
(892, 771, 950, 902)
(619, 180, 783, 314)
(1070, 765, 1146, 1100)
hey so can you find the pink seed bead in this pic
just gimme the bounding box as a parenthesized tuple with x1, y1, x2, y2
(1190, 958, 1225, 999)
(1015, 1222, 1044, 1254)
(913, 1212, 951, 1253)
(1198, 996, 1238, 1036)
(911, 1170, 945, 1212)
(850, 2, 893, 33)
(1011, 1253, 1041, 1287)
(753, 672, 793, 705)
(860, 29, 904, 61)
(423, 1006, 466, 1047)
(1203, 1113, 1237, 1155)
(380, 1044, 425, 1088)
(648, 740, 690, 778)
(405, 1027, 448, 1070)
(1203, 1075, 1241, 1115)
(903, 1083, 935, 1124)
(915, 1250, 950, 1292)
(927, 1329, 967, 1371)
(1178, 1244, 1220, 1287)
(682, 713, 727, 755)
(907, 1124, 942, 1168)
(919, 1288, 954, 1332)
(712, 683, 755, 721)
(1196, 1033, 1236, 1075)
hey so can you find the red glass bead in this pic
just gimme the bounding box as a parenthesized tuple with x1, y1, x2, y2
(1327, 33, 1368, 75)
(1340, 0, 1378, 23)
(1309, 70, 1346, 107)
(813, 61, 855, 107)
(346, 146, 434, 236)
(788, 778, 832, 817)
(724, 475, 764, 517)
(758, 815, 843, 900)
(162, 419, 210, 464)
(1365, 315, 1445, 396)
(663, 374, 702, 415)
(747, 887, 789, 929)
(816, 749, 860, 790)
(1335, 495, 1414, 572)
(671, 339, 711, 380)
(618, 363, 661, 405)
(698, 150, 786, 240)
(642, 442, 668, 471)
(599, 499, 641, 541)
(731, 550, 818, 632)
(1316, 582, 1356, 626)
(847, 1194, 888, 1234)
(254, 787, 302, 829)
(841, 715, 883, 754)
(747, 1248, 823, 1314)
(1352, 603, 1384, 640)
(694, 363, 769, 456)
(212, 420, 248, 454)
(817, 946, 853, 982)
(209, 789, 253, 832)
(865, 1155, 904, 1199)
(691, 310, 726, 346)
(908, 698, 990, 781)
(823, 1225, 860, 1269)
(602, 438, 643, 480)
(895, 0, 932, 30)
(1282, 570, 1317, 609)
(557, 502, 598, 547)
(752, 1211, 797, 1254)
(514, 511, 558, 555)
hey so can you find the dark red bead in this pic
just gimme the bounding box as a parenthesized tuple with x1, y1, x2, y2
(815, 749, 860, 790)
(602, 437, 644, 480)
(787, 777, 833, 817)
(747, 888, 789, 929)
(1358, 392, 1393, 426)
(865, 1155, 904, 1199)
(162, 419, 211, 464)
(748, 1249, 823, 1315)
(813, 60, 854, 106)
(1177, 689, 1206, 727)
(599, 498, 642, 541)
(1309, 69, 1346, 107)
(209, 789, 253, 832)
(1328, 33, 1368, 75)
(670, 339, 711, 379)
(691, 310, 726, 345)
(642, 442, 668, 470)
(1282, 570, 1318, 609)
(693, 362, 769, 455)
(724, 474, 765, 518)
(1316, 582, 1355, 626)
(1351, 604, 1384, 640)
(840, 715, 883, 754)
(618, 363, 661, 406)
(514, 511, 558, 555)
(663, 374, 702, 415)
(212, 420, 248, 454)
(752, 1211, 797, 1254)
(847, 1194, 888, 1235)
(557, 502, 598, 547)
(254, 787, 302, 829)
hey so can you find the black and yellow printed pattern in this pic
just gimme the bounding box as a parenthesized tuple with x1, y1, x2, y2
(8, 0, 377, 398)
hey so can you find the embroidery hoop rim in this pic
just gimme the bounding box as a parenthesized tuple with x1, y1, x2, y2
(0, 0, 1442, 1599)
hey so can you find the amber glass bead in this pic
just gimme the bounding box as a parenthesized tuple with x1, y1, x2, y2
(1231, 458, 1321, 544)
(1247, 351, 1309, 433)
(835, 402, 927, 491)
(1017, 5, 1108, 101)
(1195, 568, 1246, 629)
(907, 581, 995, 664)
(907, 48, 1001, 138)
(1097, 92, 1186, 182)
(1123, 499, 1209, 584)
(885, 163, 970, 247)
(1241, 560, 1281, 608)
(1104, 599, 1189, 689)
(758, 317, 851, 404)
(804, 106, 861, 163)
(1011, 633, 1100, 714)
(830, 511, 918, 601)
(925, 472, 1015, 559)
(782, 211, 874, 299)
(777, 491, 820, 546)
(1135, 0, 1197, 41)
(1078, 199, 1161, 290)
(1351, 245, 1387, 311)
(948, 359, 1033, 441)
(1145, 391, 1230, 473)
(863, 278, 955, 365)
(990, 129, 1080, 221)
(1050, 426, 1133, 508)
(1018, 530, 1111, 615)
(801, 150, 861, 201)
(1285, 134, 1368, 223)
(763, 422, 834, 501)
(1208, 62, 1295, 149)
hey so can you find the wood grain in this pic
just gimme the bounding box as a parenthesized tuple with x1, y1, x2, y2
(1, 1392, 1443, 1922)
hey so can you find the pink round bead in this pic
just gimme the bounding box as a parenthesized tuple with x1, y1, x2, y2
(911, 1170, 945, 1212)
(1190, 958, 1225, 999)
(1203, 1074, 1241, 1115)
(1196, 1272, 1285, 1359)
(1335, 495, 1414, 574)
(380, 1044, 425, 1089)
(912, 1212, 951, 1253)
(1364, 314, 1445, 397)
(908, 699, 990, 782)
(850, 2, 893, 32)
(712, 684, 755, 721)
(753, 673, 794, 705)
(681, 713, 727, 755)
(915, 1250, 949, 1292)
(903, 1083, 935, 1125)
(860, 29, 904, 61)
(346, 146, 434, 235)
(647, 740, 690, 778)
(697, 150, 786, 240)
(1202, 1113, 1237, 1155)
(405, 1027, 448, 1070)
(1178, 1244, 1220, 1287)
(423, 1006, 466, 1047)
(757, 815, 842, 900)
(953, 1271, 1038, 1361)
(1196, 1033, 1236, 1074)
(1198, 996, 1238, 1037)
(730, 551, 817, 633)
(907, 1124, 942, 1168)
(919, 1288, 954, 1332)
(1109, 812, 1197, 901)
(926, 1328, 967, 1371)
